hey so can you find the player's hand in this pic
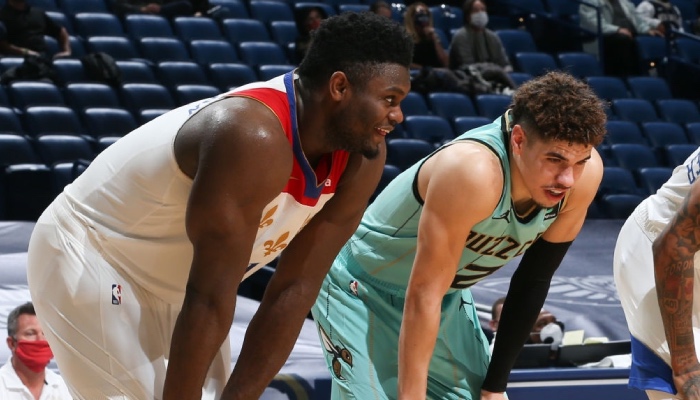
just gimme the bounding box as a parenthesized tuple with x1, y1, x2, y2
(674, 366, 700, 400)
(480, 389, 507, 400)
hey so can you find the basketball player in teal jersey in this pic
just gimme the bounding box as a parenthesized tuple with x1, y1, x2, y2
(311, 71, 608, 399)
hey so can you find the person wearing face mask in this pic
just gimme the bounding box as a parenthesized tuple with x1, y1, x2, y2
(404, 2, 449, 69)
(0, 302, 71, 400)
(294, 6, 327, 63)
(449, 0, 516, 94)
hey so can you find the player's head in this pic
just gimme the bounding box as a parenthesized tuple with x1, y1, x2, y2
(489, 297, 506, 332)
(297, 12, 413, 159)
(508, 71, 607, 208)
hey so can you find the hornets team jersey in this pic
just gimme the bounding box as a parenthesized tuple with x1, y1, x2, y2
(346, 114, 561, 293)
(633, 146, 700, 241)
(61, 71, 349, 304)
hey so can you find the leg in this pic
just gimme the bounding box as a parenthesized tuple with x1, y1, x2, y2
(647, 389, 681, 400)
(27, 213, 173, 399)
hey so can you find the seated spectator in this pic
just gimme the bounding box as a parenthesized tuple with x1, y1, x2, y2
(580, 0, 663, 77)
(370, 0, 393, 19)
(1, 302, 72, 399)
(449, 0, 515, 93)
(636, 0, 684, 34)
(488, 297, 562, 347)
(0, 0, 71, 59)
(404, 2, 449, 69)
(294, 6, 327, 62)
(110, 0, 208, 18)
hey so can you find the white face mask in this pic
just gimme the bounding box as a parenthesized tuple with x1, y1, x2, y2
(470, 11, 488, 29)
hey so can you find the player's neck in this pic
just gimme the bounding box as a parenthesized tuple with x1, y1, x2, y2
(294, 76, 330, 166)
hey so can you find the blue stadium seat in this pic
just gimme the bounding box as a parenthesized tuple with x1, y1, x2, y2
(207, 63, 258, 90)
(174, 84, 220, 106)
(429, 5, 463, 32)
(626, 76, 673, 101)
(599, 167, 641, 197)
(676, 37, 700, 64)
(0, 58, 23, 75)
(656, 99, 700, 124)
(210, 0, 250, 18)
(453, 116, 492, 135)
(8, 82, 65, 109)
(0, 108, 23, 135)
(190, 40, 239, 65)
(0, 134, 41, 166)
(248, 1, 295, 25)
(138, 38, 190, 63)
(686, 122, 700, 145)
(57, 0, 108, 14)
(400, 91, 430, 117)
(73, 12, 125, 38)
(173, 16, 224, 42)
(221, 19, 272, 44)
(138, 109, 169, 124)
(294, 2, 337, 19)
(370, 164, 401, 203)
(237, 42, 288, 67)
(115, 60, 157, 84)
(2, 164, 55, 221)
(635, 36, 667, 73)
(514, 52, 559, 77)
(599, 193, 644, 219)
(124, 14, 175, 39)
(386, 138, 434, 171)
(508, 72, 533, 87)
(611, 98, 660, 124)
(556, 52, 603, 79)
(23, 106, 84, 137)
(268, 21, 299, 47)
(609, 143, 661, 171)
(96, 136, 119, 153)
(156, 62, 210, 89)
(46, 11, 72, 34)
(34, 135, 95, 166)
(664, 144, 698, 167)
(120, 83, 176, 116)
(82, 108, 138, 138)
(636, 167, 672, 196)
(605, 120, 647, 145)
(475, 94, 512, 120)
(338, 4, 370, 13)
(68, 35, 87, 57)
(65, 83, 121, 111)
(403, 115, 455, 145)
(86, 36, 140, 60)
(641, 122, 689, 149)
(585, 76, 630, 101)
(53, 58, 88, 84)
(495, 30, 538, 63)
(0, 86, 7, 107)
(257, 64, 295, 81)
(51, 160, 89, 193)
(427, 92, 477, 121)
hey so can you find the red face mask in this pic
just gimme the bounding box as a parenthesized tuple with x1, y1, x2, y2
(307, 19, 321, 31)
(14, 340, 54, 373)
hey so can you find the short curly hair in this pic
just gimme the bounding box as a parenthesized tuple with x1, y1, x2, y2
(297, 12, 414, 91)
(511, 71, 607, 147)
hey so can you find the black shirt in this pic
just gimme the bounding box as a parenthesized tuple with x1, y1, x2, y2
(0, 5, 61, 53)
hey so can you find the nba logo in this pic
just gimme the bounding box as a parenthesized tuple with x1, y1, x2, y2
(111, 284, 122, 305)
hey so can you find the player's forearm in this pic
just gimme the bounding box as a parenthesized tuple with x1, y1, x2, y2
(654, 251, 699, 372)
(221, 284, 312, 399)
(397, 294, 442, 399)
(164, 295, 237, 400)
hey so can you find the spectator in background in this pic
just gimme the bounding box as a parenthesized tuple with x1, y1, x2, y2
(449, 0, 516, 93)
(580, 0, 663, 77)
(0, 0, 70, 59)
(404, 2, 449, 69)
(488, 297, 561, 346)
(1, 302, 72, 399)
(294, 5, 327, 63)
(636, 0, 685, 34)
(370, 0, 393, 19)
(110, 0, 210, 19)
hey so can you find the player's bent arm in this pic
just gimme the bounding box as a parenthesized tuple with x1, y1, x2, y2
(222, 149, 386, 399)
(399, 143, 502, 399)
(483, 149, 603, 394)
(653, 179, 700, 396)
(164, 98, 294, 400)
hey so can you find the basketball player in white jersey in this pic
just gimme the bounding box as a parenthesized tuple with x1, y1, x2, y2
(615, 147, 700, 400)
(25, 12, 414, 400)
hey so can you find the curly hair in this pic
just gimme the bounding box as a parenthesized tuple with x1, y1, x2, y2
(7, 301, 35, 338)
(298, 12, 413, 91)
(403, 2, 432, 42)
(511, 71, 607, 147)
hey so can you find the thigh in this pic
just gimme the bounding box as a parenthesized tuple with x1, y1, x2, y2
(28, 220, 173, 399)
(312, 262, 402, 400)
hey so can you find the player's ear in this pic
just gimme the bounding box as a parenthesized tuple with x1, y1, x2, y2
(329, 71, 350, 101)
(511, 124, 526, 155)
